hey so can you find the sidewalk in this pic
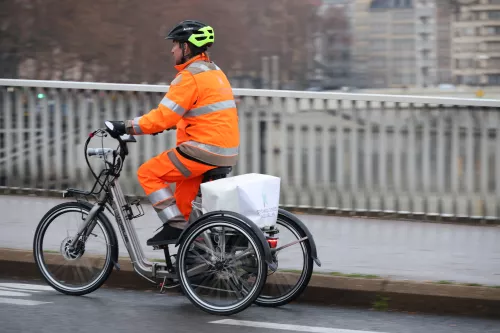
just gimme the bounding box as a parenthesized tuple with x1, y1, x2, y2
(1, 194, 500, 285)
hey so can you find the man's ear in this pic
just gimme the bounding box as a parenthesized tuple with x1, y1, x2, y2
(183, 43, 191, 55)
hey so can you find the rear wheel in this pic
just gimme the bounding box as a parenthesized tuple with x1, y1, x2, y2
(33, 201, 118, 296)
(255, 213, 314, 307)
(176, 215, 268, 315)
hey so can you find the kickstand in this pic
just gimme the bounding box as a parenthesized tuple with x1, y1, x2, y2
(159, 276, 180, 294)
(159, 276, 168, 294)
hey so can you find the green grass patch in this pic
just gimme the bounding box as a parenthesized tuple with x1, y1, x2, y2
(435, 280, 453, 284)
(280, 269, 303, 274)
(330, 272, 380, 279)
(149, 258, 166, 262)
(372, 295, 390, 311)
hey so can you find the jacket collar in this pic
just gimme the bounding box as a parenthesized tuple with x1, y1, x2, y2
(174, 53, 210, 72)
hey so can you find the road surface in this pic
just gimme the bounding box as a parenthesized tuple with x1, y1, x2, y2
(0, 278, 499, 333)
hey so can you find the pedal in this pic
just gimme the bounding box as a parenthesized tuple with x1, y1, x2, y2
(148, 238, 179, 249)
(123, 199, 145, 220)
(152, 244, 168, 250)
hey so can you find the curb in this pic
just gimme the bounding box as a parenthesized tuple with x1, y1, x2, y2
(1, 248, 499, 318)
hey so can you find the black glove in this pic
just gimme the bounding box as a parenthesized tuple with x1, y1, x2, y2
(105, 120, 127, 138)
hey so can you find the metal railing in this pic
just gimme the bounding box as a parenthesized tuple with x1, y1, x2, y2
(1, 79, 500, 220)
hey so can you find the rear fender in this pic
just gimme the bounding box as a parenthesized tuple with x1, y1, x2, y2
(277, 208, 321, 267)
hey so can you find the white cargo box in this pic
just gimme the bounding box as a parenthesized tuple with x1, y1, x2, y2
(200, 173, 281, 229)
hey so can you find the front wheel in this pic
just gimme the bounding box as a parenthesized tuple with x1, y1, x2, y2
(33, 201, 118, 296)
(176, 214, 268, 315)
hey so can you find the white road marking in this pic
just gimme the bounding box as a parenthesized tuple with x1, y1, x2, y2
(0, 283, 54, 291)
(0, 290, 31, 297)
(210, 319, 386, 333)
(0, 282, 54, 306)
(0, 287, 42, 292)
(0, 297, 51, 306)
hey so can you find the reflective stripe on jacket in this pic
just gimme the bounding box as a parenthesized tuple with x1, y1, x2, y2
(127, 54, 239, 167)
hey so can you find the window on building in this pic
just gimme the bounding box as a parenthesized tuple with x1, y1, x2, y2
(342, 51, 349, 61)
(487, 42, 500, 52)
(454, 43, 478, 52)
(484, 27, 500, 35)
(372, 24, 387, 33)
(372, 57, 386, 67)
(456, 27, 476, 37)
(394, 24, 414, 34)
(371, 40, 386, 51)
(488, 75, 500, 85)
(370, 0, 391, 9)
(488, 11, 500, 19)
(455, 58, 475, 69)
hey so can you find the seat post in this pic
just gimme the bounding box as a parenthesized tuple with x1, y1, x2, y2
(190, 167, 232, 223)
(196, 167, 233, 196)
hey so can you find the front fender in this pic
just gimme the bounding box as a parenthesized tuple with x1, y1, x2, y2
(277, 208, 321, 267)
(175, 211, 277, 271)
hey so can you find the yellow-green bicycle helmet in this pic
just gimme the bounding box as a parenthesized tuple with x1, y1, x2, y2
(166, 20, 214, 48)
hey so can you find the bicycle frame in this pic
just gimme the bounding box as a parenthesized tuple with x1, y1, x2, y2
(108, 179, 169, 283)
(67, 177, 176, 284)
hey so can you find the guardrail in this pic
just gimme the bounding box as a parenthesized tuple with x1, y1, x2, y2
(1, 79, 500, 221)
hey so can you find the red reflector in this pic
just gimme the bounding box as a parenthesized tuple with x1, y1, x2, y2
(267, 238, 278, 248)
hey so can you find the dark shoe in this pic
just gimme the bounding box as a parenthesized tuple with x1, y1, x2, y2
(147, 223, 184, 246)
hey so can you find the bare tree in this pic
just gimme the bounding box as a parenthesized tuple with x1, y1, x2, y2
(1, 0, 323, 87)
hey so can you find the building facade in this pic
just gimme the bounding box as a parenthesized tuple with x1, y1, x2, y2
(351, 0, 453, 88)
(451, 0, 500, 85)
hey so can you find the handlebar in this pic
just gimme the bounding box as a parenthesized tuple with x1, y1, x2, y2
(82, 122, 174, 194)
(87, 148, 115, 157)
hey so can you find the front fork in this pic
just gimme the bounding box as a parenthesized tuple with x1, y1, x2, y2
(68, 191, 107, 250)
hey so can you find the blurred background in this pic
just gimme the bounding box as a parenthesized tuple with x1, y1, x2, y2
(1, 0, 499, 95)
(0, 0, 500, 290)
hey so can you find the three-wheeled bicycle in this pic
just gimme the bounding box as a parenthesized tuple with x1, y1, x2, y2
(33, 121, 321, 315)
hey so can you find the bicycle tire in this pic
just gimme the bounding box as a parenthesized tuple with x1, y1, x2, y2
(254, 212, 314, 307)
(176, 214, 268, 315)
(33, 201, 118, 296)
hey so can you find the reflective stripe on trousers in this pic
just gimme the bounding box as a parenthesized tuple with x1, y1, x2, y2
(147, 187, 183, 223)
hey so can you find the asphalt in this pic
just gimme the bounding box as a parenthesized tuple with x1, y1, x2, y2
(1, 278, 499, 333)
(1, 194, 500, 285)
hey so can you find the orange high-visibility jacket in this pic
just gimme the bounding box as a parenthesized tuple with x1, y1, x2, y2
(126, 54, 239, 167)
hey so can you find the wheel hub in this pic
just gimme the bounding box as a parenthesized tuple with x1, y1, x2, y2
(60, 237, 85, 261)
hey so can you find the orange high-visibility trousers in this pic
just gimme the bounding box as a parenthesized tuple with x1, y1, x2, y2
(137, 148, 215, 222)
